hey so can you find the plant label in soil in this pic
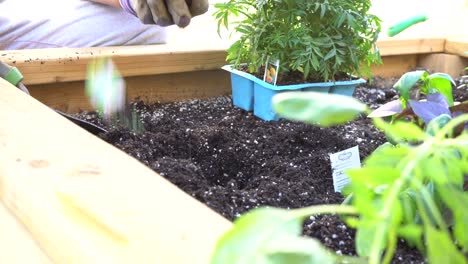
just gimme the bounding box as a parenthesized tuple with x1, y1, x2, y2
(263, 57, 279, 85)
(329, 146, 361, 192)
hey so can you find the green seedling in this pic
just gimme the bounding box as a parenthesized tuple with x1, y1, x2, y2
(211, 87, 468, 264)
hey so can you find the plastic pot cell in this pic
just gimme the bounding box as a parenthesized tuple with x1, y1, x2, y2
(222, 65, 366, 121)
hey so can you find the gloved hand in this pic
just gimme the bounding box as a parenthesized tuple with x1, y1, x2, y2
(121, 0, 209, 28)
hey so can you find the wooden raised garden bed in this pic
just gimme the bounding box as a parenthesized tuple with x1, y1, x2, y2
(0, 37, 467, 263)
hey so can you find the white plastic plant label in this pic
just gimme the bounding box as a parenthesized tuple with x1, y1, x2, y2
(329, 146, 361, 192)
(263, 57, 279, 85)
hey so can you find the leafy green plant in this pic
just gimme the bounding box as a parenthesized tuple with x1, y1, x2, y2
(368, 70, 467, 137)
(213, 0, 381, 81)
(210, 91, 468, 264)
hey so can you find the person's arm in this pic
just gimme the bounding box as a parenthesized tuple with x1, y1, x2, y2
(86, 0, 208, 28)
(87, 0, 122, 8)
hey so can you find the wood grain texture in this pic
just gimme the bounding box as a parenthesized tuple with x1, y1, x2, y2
(0, 78, 232, 264)
(376, 38, 446, 56)
(369, 55, 418, 79)
(418, 53, 468, 77)
(0, 38, 450, 86)
(0, 203, 52, 264)
(445, 37, 468, 58)
(1, 46, 228, 85)
(28, 70, 231, 113)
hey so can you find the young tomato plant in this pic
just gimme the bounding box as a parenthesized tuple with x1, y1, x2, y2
(210, 91, 468, 264)
(213, 0, 381, 81)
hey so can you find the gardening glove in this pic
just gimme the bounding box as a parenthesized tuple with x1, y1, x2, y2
(121, 0, 209, 28)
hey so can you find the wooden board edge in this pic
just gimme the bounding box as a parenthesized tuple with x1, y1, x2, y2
(28, 69, 231, 113)
(418, 53, 468, 77)
(445, 38, 468, 58)
(0, 37, 453, 85)
(0, 78, 232, 264)
(376, 38, 446, 56)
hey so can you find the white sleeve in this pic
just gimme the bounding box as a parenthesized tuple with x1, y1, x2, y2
(0, 0, 167, 50)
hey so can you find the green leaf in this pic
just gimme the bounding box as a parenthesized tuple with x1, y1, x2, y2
(373, 119, 426, 143)
(365, 145, 409, 168)
(211, 208, 303, 264)
(356, 222, 386, 257)
(272, 92, 368, 127)
(320, 4, 326, 18)
(265, 236, 336, 264)
(420, 155, 448, 184)
(441, 153, 465, 186)
(437, 185, 468, 251)
(399, 192, 417, 224)
(346, 167, 400, 188)
(324, 49, 336, 61)
(393, 70, 427, 104)
(426, 114, 452, 136)
(426, 225, 467, 264)
(397, 224, 423, 250)
(427, 73, 454, 106)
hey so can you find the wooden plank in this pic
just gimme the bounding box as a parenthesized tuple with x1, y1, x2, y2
(370, 55, 418, 78)
(0, 38, 447, 86)
(0, 78, 232, 263)
(445, 37, 468, 58)
(28, 69, 231, 113)
(418, 53, 468, 77)
(377, 38, 446, 56)
(1, 46, 228, 85)
(0, 202, 52, 264)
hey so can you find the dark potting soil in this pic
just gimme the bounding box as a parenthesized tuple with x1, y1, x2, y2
(74, 75, 467, 264)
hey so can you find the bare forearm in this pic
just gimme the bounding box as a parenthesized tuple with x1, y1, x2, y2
(87, 0, 122, 8)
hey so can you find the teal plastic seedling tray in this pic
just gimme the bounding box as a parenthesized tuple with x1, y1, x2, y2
(222, 65, 366, 121)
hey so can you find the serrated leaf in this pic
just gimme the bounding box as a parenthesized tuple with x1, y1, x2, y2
(368, 100, 403, 118)
(426, 225, 467, 264)
(273, 92, 368, 127)
(320, 4, 326, 18)
(393, 71, 427, 103)
(324, 49, 336, 61)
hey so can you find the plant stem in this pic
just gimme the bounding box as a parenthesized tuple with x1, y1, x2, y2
(381, 226, 397, 264)
(368, 138, 434, 264)
(437, 114, 468, 139)
(410, 178, 448, 232)
(291, 204, 358, 219)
